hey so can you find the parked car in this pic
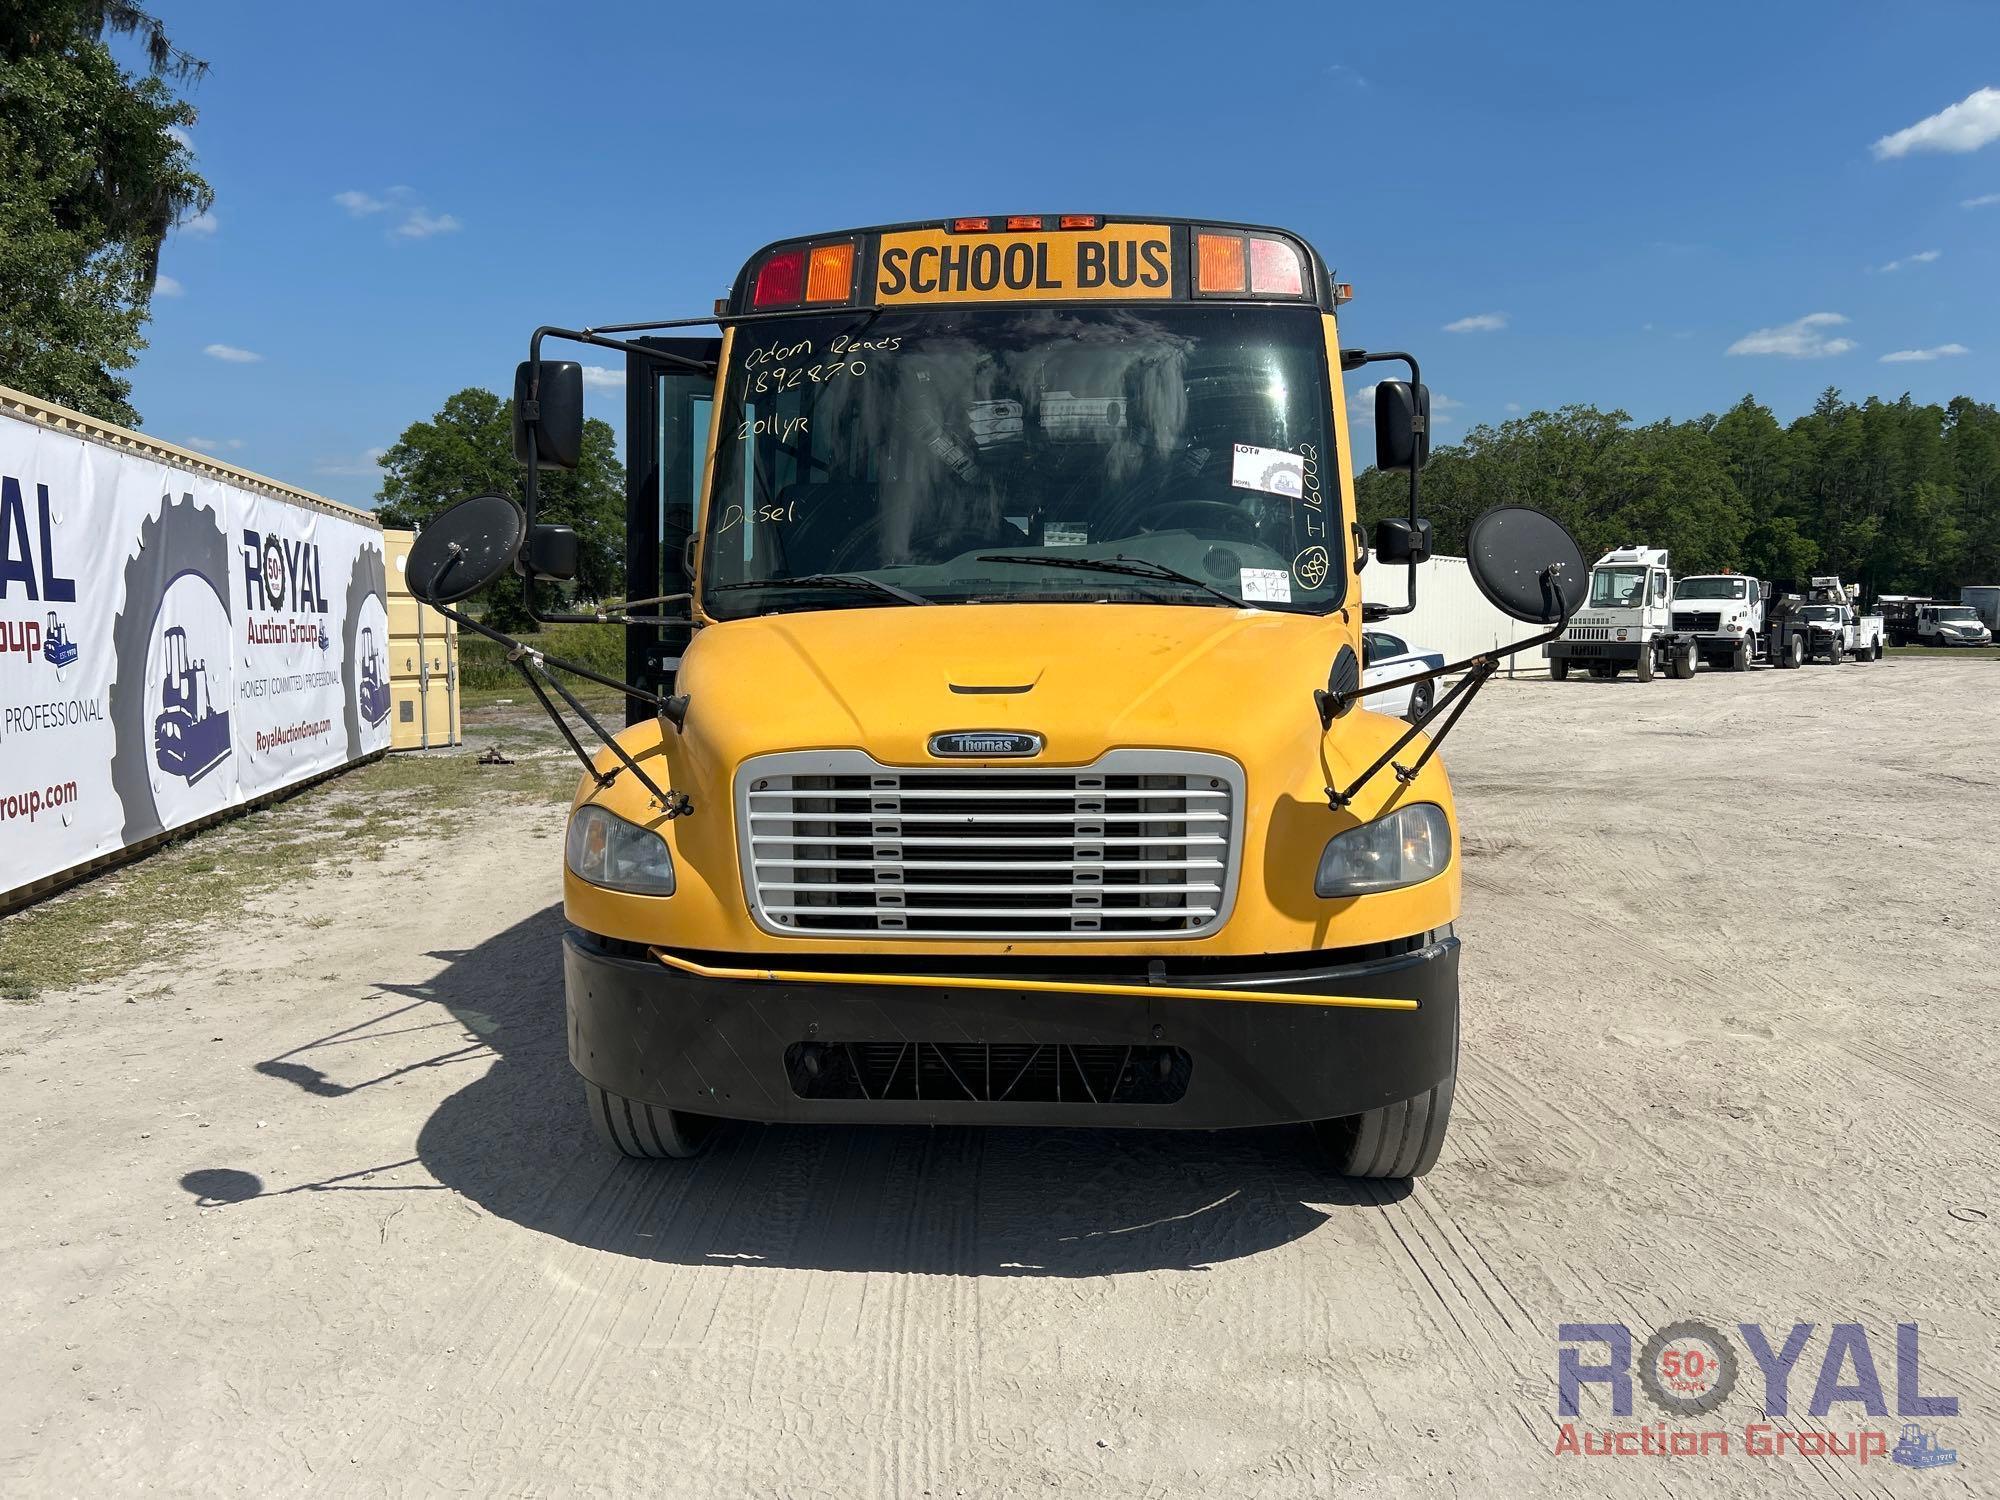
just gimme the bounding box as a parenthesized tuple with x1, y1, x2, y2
(1362, 629, 1446, 722)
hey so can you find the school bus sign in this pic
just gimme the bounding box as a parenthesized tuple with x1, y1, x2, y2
(874, 223, 1175, 304)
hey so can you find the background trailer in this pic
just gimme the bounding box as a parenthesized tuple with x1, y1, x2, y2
(0, 384, 402, 909)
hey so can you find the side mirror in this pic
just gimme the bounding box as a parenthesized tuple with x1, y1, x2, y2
(521, 523, 580, 581)
(1374, 381, 1431, 472)
(1374, 516, 1434, 565)
(512, 360, 585, 471)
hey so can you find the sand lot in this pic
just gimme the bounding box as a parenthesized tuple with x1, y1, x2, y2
(2, 658, 1994, 1496)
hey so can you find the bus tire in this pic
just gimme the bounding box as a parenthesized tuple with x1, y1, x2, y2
(1315, 1068, 1456, 1180)
(586, 1080, 713, 1160)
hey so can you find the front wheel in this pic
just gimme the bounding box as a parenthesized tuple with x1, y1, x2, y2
(1551, 658, 1570, 682)
(1823, 637, 1843, 665)
(1315, 1066, 1456, 1179)
(586, 1080, 715, 1159)
(1635, 647, 1654, 682)
(1733, 639, 1752, 671)
(1670, 641, 1696, 679)
(1872, 639, 1884, 661)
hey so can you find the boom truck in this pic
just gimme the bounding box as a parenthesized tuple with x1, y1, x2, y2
(1548, 546, 1698, 681)
(403, 215, 1589, 1180)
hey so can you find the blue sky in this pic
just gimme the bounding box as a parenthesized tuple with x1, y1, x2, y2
(129, 0, 2000, 509)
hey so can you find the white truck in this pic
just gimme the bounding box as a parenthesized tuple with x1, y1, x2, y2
(1798, 576, 1884, 663)
(1548, 546, 1698, 681)
(1883, 597, 1993, 647)
(1671, 572, 1768, 670)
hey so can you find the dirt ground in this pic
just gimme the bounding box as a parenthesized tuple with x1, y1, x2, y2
(2, 658, 1994, 1497)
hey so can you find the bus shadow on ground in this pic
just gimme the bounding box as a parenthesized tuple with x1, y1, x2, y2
(293, 904, 1406, 1276)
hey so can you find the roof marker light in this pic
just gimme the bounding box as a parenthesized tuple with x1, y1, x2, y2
(951, 217, 992, 232)
(1249, 236, 1305, 296)
(1005, 215, 1044, 231)
(1057, 214, 1100, 229)
(1196, 233, 1247, 294)
(752, 249, 805, 307)
(806, 242, 855, 301)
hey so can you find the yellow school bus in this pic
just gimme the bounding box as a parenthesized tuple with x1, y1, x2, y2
(425, 215, 1577, 1178)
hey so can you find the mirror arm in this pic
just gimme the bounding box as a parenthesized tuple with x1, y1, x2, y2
(1322, 604, 1571, 725)
(1325, 658, 1491, 809)
(1340, 349, 1424, 619)
(427, 600, 694, 816)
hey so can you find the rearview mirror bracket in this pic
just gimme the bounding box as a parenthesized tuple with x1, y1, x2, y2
(1341, 348, 1428, 621)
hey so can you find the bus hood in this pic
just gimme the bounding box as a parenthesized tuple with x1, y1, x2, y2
(671, 603, 1357, 769)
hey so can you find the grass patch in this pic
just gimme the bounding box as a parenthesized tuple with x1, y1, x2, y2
(458, 622, 631, 690)
(1885, 644, 2000, 660)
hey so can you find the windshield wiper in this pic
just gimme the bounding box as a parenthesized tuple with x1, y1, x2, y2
(711, 573, 933, 606)
(977, 552, 1249, 608)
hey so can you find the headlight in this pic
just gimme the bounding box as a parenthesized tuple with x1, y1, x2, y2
(566, 805, 676, 895)
(1315, 804, 1452, 898)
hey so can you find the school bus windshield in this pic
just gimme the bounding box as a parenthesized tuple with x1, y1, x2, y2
(701, 303, 1342, 618)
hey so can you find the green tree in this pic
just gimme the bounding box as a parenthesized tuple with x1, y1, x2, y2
(0, 2, 211, 423)
(375, 387, 627, 627)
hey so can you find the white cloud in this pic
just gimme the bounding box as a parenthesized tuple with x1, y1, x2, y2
(314, 447, 388, 477)
(580, 366, 626, 392)
(1504, 401, 1524, 414)
(338, 187, 462, 241)
(1725, 312, 1856, 359)
(1879, 343, 1970, 363)
(178, 210, 218, 237)
(1872, 86, 2000, 159)
(1347, 383, 1460, 425)
(392, 209, 461, 240)
(152, 273, 182, 297)
(166, 125, 192, 151)
(1964, 192, 2000, 208)
(1876, 249, 1941, 272)
(184, 436, 245, 453)
(203, 343, 262, 364)
(1443, 312, 1508, 334)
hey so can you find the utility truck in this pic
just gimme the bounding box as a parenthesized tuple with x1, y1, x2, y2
(1797, 577, 1884, 662)
(1548, 546, 1697, 681)
(403, 214, 1589, 1181)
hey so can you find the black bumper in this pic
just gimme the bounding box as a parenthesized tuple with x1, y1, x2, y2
(565, 930, 1459, 1130)
(1550, 640, 1642, 664)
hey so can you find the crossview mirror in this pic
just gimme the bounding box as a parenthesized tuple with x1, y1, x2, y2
(404, 492, 526, 605)
(1374, 380, 1431, 472)
(1374, 516, 1434, 565)
(521, 523, 579, 581)
(513, 359, 585, 471)
(1465, 505, 1588, 624)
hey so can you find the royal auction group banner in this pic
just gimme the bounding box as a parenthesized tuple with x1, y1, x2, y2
(1, 395, 390, 901)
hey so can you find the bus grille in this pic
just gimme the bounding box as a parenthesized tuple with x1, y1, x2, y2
(736, 749, 1243, 940)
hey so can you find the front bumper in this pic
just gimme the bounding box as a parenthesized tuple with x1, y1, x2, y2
(1551, 640, 1642, 664)
(565, 928, 1459, 1129)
